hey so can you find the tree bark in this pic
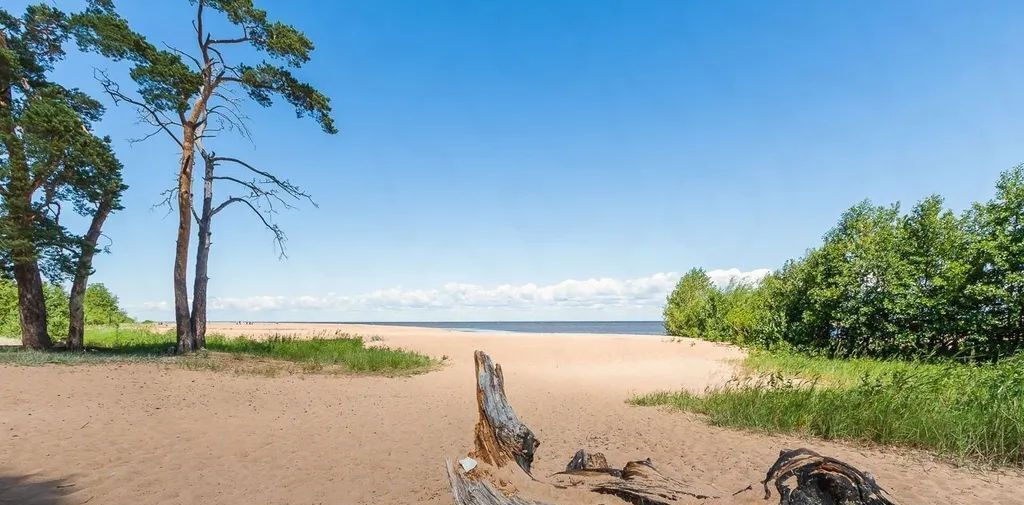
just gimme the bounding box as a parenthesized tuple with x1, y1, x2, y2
(446, 460, 550, 505)
(190, 155, 214, 349)
(472, 350, 540, 476)
(67, 201, 113, 351)
(174, 131, 197, 353)
(12, 257, 51, 350)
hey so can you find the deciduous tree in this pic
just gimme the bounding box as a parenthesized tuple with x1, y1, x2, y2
(663, 268, 717, 338)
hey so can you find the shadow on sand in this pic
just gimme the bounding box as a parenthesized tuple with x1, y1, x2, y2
(0, 474, 82, 505)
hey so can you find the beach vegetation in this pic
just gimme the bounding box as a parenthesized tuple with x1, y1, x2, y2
(664, 165, 1024, 362)
(0, 280, 133, 339)
(654, 166, 1024, 467)
(0, 325, 436, 374)
(634, 350, 1024, 467)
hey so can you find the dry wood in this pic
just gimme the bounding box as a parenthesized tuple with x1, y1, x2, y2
(593, 459, 718, 504)
(446, 459, 551, 505)
(565, 449, 611, 472)
(557, 455, 717, 505)
(472, 350, 540, 475)
(762, 448, 899, 505)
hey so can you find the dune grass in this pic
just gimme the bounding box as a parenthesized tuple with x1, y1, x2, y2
(742, 349, 948, 385)
(0, 325, 436, 374)
(206, 334, 434, 373)
(632, 351, 1024, 467)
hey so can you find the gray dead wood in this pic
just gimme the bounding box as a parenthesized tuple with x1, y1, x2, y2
(446, 459, 552, 505)
(763, 448, 899, 505)
(558, 455, 717, 505)
(565, 449, 611, 473)
(473, 350, 540, 475)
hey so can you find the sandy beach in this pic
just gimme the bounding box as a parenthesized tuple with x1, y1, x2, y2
(1, 322, 1020, 505)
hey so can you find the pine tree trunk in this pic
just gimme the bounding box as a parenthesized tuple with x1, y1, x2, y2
(174, 133, 197, 353)
(0, 30, 50, 350)
(190, 156, 214, 349)
(67, 201, 113, 351)
(13, 257, 51, 350)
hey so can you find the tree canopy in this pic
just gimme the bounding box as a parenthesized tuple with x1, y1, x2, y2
(0, 279, 132, 338)
(1, 3, 126, 348)
(665, 166, 1024, 362)
(71, 0, 336, 139)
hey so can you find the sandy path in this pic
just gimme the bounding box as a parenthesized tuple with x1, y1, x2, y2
(1, 323, 1020, 505)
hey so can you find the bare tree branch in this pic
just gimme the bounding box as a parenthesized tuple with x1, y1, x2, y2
(207, 45, 232, 72)
(131, 126, 171, 145)
(211, 196, 244, 216)
(208, 37, 250, 45)
(196, 0, 207, 63)
(163, 42, 202, 71)
(206, 104, 252, 139)
(95, 69, 185, 149)
(154, 186, 179, 217)
(208, 27, 250, 47)
(223, 196, 287, 257)
(212, 156, 316, 206)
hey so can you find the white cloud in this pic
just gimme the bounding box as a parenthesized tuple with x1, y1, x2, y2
(135, 301, 170, 311)
(137, 269, 770, 315)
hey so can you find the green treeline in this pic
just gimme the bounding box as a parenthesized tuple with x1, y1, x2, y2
(0, 280, 131, 338)
(665, 166, 1024, 361)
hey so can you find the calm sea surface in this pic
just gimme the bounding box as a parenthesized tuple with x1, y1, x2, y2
(351, 321, 665, 335)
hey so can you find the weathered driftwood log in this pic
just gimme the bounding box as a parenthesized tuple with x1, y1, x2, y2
(473, 350, 541, 475)
(763, 448, 899, 505)
(591, 459, 717, 504)
(446, 459, 551, 505)
(558, 455, 717, 505)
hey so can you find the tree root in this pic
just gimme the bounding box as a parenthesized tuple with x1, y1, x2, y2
(763, 448, 899, 505)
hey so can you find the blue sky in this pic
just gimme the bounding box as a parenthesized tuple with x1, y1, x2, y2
(12, 0, 1024, 321)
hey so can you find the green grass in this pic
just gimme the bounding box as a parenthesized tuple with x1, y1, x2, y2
(0, 325, 436, 375)
(742, 348, 949, 386)
(633, 351, 1024, 467)
(206, 335, 434, 373)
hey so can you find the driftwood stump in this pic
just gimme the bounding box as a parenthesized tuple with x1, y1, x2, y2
(449, 351, 901, 505)
(763, 449, 899, 505)
(473, 350, 541, 475)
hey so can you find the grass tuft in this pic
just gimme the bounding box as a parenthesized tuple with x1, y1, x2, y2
(633, 351, 1024, 467)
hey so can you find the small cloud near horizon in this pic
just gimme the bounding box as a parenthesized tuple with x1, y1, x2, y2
(130, 268, 771, 320)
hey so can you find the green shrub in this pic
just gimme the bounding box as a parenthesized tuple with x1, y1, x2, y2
(0, 280, 133, 339)
(663, 165, 1024, 362)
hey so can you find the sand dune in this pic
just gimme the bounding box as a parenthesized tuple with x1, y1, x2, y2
(1, 322, 1020, 504)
